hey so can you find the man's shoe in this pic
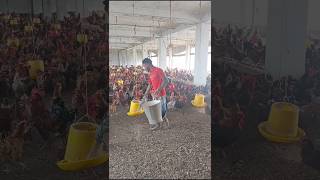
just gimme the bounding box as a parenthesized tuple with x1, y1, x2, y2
(150, 123, 160, 130)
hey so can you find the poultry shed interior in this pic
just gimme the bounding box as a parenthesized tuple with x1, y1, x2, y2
(1, 0, 320, 180)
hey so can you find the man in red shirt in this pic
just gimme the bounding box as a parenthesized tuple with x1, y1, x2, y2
(142, 58, 169, 130)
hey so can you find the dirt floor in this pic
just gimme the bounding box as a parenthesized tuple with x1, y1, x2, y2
(2, 89, 320, 180)
(213, 107, 320, 180)
(0, 137, 107, 180)
(109, 104, 211, 179)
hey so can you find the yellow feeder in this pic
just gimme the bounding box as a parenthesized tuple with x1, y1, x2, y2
(57, 122, 108, 171)
(77, 34, 88, 44)
(9, 19, 18, 25)
(3, 15, 11, 20)
(7, 38, 20, 47)
(33, 17, 41, 24)
(53, 23, 61, 30)
(27, 60, 44, 80)
(127, 100, 144, 116)
(258, 102, 305, 143)
(24, 25, 33, 32)
(191, 94, 207, 108)
(117, 80, 123, 86)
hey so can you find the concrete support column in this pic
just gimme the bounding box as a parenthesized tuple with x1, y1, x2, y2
(42, 0, 52, 18)
(120, 50, 126, 66)
(133, 48, 137, 66)
(142, 45, 148, 59)
(158, 37, 167, 70)
(125, 50, 128, 66)
(194, 22, 210, 86)
(56, 0, 67, 20)
(265, 0, 308, 79)
(186, 42, 191, 70)
(168, 47, 173, 69)
(76, 0, 88, 18)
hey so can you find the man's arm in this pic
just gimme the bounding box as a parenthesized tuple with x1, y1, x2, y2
(144, 84, 151, 98)
(158, 75, 169, 92)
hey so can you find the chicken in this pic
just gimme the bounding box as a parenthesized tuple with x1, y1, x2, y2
(29, 89, 51, 140)
(0, 120, 31, 161)
(51, 97, 75, 134)
(88, 90, 107, 122)
(213, 99, 245, 157)
(71, 88, 86, 116)
(174, 93, 187, 115)
(110, 92, 120, 114)
(52, 82, 62, 98)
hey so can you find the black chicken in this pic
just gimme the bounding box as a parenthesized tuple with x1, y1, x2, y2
(51, 97, 75, 135)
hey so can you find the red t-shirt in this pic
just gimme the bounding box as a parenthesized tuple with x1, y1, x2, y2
(148, 67, 166, 97)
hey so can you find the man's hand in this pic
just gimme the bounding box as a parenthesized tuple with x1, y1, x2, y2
(154, 88, 160, 97)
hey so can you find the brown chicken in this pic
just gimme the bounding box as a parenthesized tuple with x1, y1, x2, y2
(1, 120, 31, 160)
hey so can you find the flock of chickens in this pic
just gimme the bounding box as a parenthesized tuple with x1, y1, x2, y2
(109, 65, 210, 114)
(0, 12, 107, 161)
(213, 25, 320, 170)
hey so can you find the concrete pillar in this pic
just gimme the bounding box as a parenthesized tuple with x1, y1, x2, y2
(0, 0, 6, 13)
(240, 0, 254, 27)
(194, 22, 210, 86)
(186, 42, 191, 70)
(265, 0, 308, 79)
(119, 50, 125, 66)
(76, 0, 88, 18)
(168, 47, 173, 69)
(133, 47, 137, 66)
(125, 50, 128, 66)
(43, 0, 53, 18)
(56, 0, 67, 20)
(142, 45, 148, 59)
(158, 37, 167, 70)
(32, 0, 43, 14)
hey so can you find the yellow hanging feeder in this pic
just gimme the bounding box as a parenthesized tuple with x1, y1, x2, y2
(3, 15, 11, 20)
(33, 17, 41, 24)
(24, 25, 34, 32)
(53, 23, 61, 30)
(117, 80, 123, 86)
(77, 34, 88, 44)
(9, 18, 18, 25)
(27, 60, 44, 80)
(7, 38, 20, 47)
(57, 122, 108, 171)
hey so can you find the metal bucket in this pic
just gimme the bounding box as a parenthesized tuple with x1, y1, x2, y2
(142, 100, 163, 125)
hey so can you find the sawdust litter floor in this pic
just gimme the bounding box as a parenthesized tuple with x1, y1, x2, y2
(109, 105, 211, 179)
